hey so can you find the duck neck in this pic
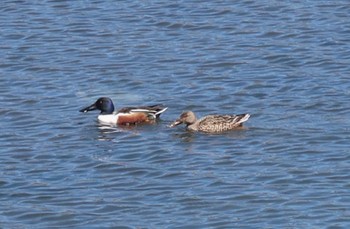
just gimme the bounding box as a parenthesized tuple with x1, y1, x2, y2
(187, 121, 199, 131)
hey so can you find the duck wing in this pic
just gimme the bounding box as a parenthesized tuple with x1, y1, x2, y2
(198, 114, 250, 132)
(117, 104, 168, 117)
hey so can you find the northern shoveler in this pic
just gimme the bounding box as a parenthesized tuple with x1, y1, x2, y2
(79, 97, 168, 125)
(169, 111, 250, 133)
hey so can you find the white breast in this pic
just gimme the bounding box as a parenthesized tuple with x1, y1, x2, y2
(97, 114, 118, 124)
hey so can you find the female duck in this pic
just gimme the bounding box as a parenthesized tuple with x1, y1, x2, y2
(170, 111, 250, 133)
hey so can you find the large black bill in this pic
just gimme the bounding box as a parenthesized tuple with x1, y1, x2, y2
(79, 103, 97, 113)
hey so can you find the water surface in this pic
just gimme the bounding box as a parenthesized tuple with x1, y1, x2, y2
(1, 0, 350, 228)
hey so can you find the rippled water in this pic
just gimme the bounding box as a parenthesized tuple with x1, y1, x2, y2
(1, 0, 350, 228)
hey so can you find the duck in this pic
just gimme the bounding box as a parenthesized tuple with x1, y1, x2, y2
(169, 111, 250, 133)
(79, 97, 167, 125)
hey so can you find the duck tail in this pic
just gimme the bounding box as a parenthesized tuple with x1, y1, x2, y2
(155, 107, 168, 117)
(141, 104, 168, 117)
(236, 114, 250, 124)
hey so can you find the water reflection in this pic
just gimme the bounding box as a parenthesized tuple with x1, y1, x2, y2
(171, 127, 250, 142)
(172, 131, 197, 143)
(96, 123, 137, 142)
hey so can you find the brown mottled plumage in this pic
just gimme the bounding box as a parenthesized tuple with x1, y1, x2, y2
(170, 111, 250, 133)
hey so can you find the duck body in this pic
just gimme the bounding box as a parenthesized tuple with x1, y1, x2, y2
(80, 97, 167, 125)
(170, 111, 250, 133)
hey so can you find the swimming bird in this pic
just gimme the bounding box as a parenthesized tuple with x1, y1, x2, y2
(169, 111, 250, 133)
(79, 97, 167, 125)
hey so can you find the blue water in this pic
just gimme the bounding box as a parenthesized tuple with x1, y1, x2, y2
(1, 1, 350, 228)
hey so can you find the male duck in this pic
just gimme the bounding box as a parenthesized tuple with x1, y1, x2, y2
(170, 111, 250, 133)
(80, 97, 167, 125)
